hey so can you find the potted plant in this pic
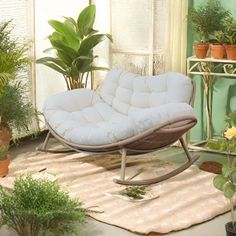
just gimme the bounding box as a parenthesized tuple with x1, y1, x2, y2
(223, 16, 236, 60)
(0, 20, 37, 161)
(188, 0, 230, 59)
(37, 4, 112, 90)
(0, 176, 86, 236)
(212, 126, 236, 236)
(210, 31, 226, 59)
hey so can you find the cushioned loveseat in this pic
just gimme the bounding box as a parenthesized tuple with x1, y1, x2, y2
(42, 69, 198, 185)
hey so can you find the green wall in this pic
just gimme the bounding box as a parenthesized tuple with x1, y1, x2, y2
(188, 0, 236, 141)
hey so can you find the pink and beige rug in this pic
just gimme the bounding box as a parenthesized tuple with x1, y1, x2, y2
(1, 151, 230, 235)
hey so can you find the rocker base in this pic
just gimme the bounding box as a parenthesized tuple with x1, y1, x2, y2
(113, 155, 199, 186)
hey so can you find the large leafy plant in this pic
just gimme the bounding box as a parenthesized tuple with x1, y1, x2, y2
(0, 176, 86, 236)
(37, 5, 112, 90)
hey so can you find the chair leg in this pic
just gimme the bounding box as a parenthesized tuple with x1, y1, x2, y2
(120, 149, 127, 180)
(113, 137, 199, 186)
(37, 131, 73, 153)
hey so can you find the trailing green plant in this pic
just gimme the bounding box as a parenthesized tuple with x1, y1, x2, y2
(0, 176, 86, 236)
(0, 20, 30, 80)
(120, 186, 146, 200)
(0, 78, 36, 135)
(188, 0, 230, 42)
(37, 5, 112, 90)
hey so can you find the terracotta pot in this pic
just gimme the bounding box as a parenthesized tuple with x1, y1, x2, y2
(0, 125, 10, 147)
(0, 155, 10, 177)
(210, 44, 225, 59)
(193, 44, 209, 59)
(226, 222, 236, 236)
(225, 45, 236, 60)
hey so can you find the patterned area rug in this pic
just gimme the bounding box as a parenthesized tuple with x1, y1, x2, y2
(1, 151, 230, 234)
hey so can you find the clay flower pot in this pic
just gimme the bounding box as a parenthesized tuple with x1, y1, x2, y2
(225, 45, 236, 60)
(0, 155, 10, 177)
(193, 43, 209, 59)
(226, 222, 236, 236)
(210, 44, 225, 59)
(0, 125, 10, 147)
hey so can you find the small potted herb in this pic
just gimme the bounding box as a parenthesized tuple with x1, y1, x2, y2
(210, 31, 226, 59)
(223, 16, 236, 60)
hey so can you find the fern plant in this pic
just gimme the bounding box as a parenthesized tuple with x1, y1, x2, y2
(37, 5, 112, 90)
(0, 20, 30, 80)
(0, 20, 36, 138)
(0, 176, 86, 236)
(0, 78, 35, 135)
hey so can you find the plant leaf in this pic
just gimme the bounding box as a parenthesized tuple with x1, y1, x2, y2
(223, 182, 235, 199)
(77, 5, 96, 37)
(213, 175, 228, 191)
(36, 57, 67, 70)
(38, 62, 67, 75)
(78, 34, 110, 56)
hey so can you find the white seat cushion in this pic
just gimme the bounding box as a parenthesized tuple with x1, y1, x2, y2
(100, 69, 193, 115)
(43, 89, 195, 146)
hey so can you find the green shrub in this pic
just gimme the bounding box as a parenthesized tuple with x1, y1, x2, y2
(0, 176, 86, 236)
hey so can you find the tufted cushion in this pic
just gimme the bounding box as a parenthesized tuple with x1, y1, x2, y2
(43, 69, 195, 146)
(100, 69, 193, 115)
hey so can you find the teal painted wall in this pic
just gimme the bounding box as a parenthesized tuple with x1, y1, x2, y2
(188, 0, 236, 141)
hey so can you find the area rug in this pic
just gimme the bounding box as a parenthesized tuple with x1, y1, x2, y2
(1, 151, 230, 235)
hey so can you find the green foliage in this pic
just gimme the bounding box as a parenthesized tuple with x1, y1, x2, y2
(212, 113, 236, 228)
(0, 20, 37, 137)
(0, 176, 86, 236)
(213, 31, 226, 44)
(0, 20, 30, 79)
(37, 5, 112, 90)
(0, 78, 36, 135)
(222, 15, 236, 45)
(120, 186, 146, 200)
(226, 111, 236, 128)
(188, 0, 230, 42)
(212, 16, 236, 45)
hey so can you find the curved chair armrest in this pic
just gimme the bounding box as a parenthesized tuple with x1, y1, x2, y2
(43, 88, 101, 113)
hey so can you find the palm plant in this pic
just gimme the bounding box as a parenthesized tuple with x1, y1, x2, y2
(37, 5, 112, 90)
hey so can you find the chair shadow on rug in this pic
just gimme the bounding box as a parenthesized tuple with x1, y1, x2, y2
(38, 69, 199, 185)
